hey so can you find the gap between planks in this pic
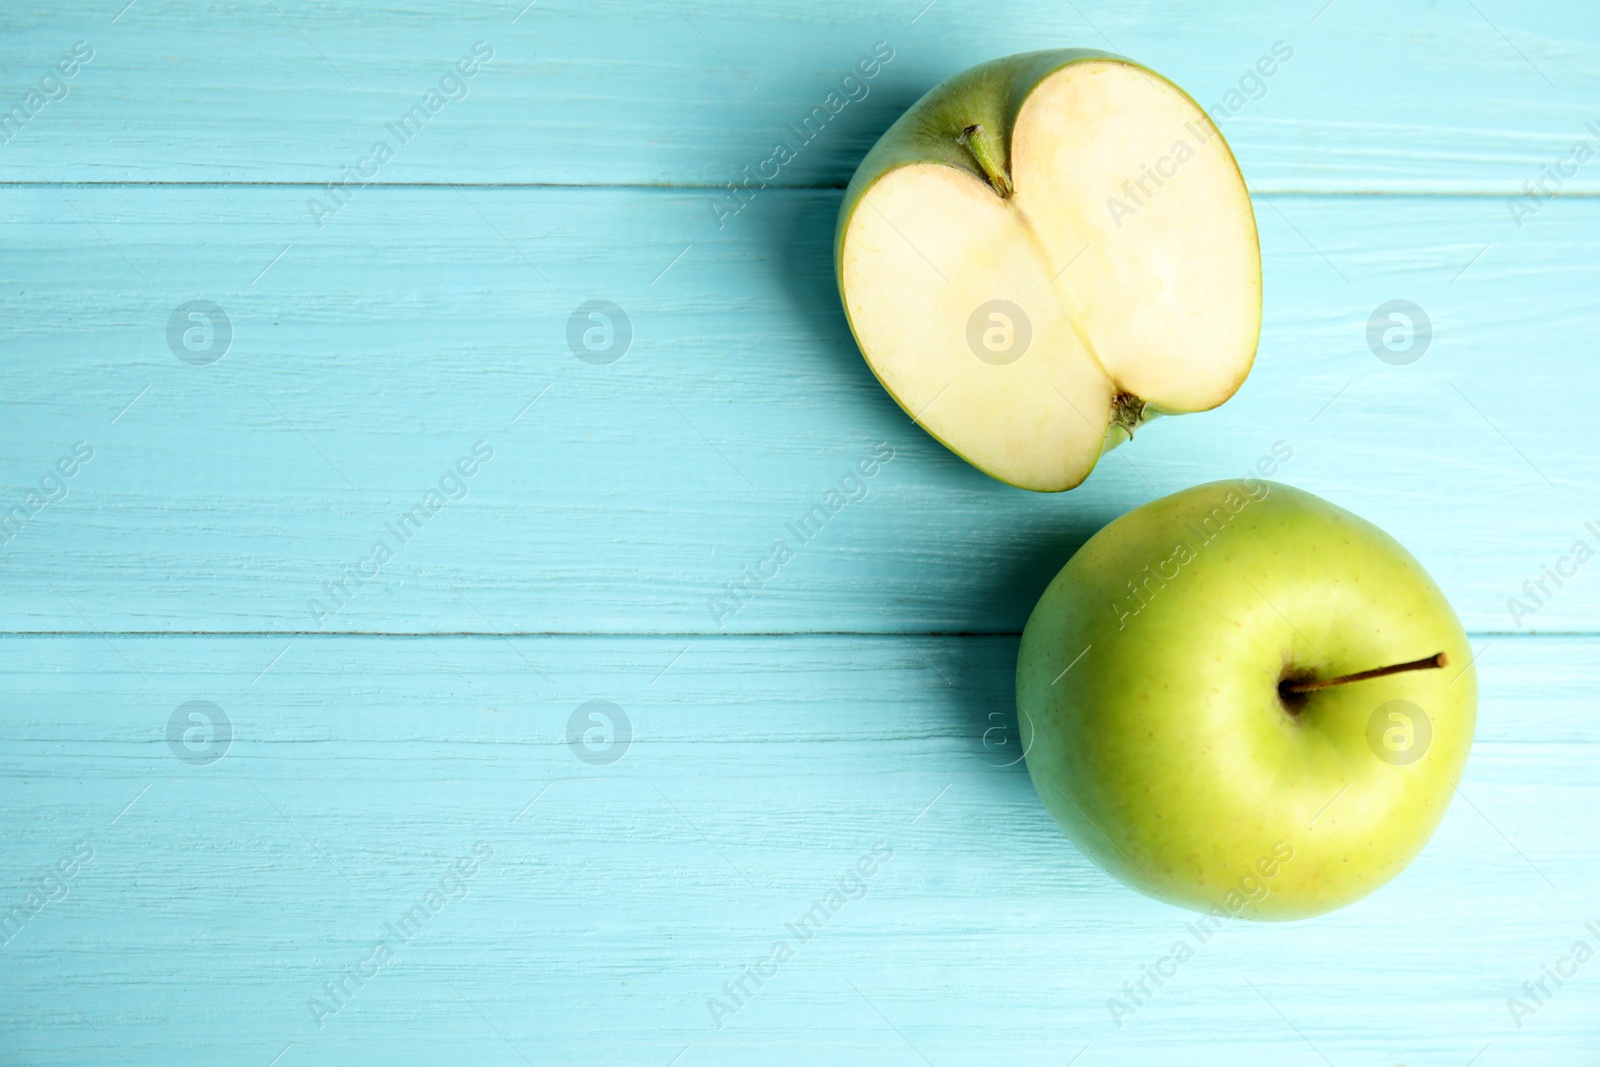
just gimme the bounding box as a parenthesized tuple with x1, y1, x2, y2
(5, 182, 1600, 198)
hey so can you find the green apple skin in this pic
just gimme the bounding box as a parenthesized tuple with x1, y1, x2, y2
(833, 50, 1260, 490)
(834, 50, 1122, 227)
(1017, 481, 1477, 920)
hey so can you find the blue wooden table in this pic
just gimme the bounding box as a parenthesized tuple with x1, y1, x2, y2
(2, 2, 1597, 1063)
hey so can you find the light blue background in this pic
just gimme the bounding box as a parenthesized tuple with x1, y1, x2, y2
(1, 1, 1596, 1063)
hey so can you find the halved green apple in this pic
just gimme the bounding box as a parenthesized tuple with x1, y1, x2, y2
(836, 51, 1261, 491)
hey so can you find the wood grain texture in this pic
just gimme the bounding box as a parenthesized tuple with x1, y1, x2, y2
(1, 186, 1594, 634)
(0, 1, 1596, 191)
(3, 2, 1597, 1062)
(0, 634, 1595, 1065)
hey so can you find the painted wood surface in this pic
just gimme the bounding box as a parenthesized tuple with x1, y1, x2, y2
(2, 1, 1597, 1063)
(1, 635, 1596, 1065)
(3, 187, 1597, 634)
(0, 2, 1597, 191)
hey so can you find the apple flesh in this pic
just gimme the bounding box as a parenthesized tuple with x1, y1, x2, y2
(1016, 481, 1476, 919)
(836, 51, 1261, 491)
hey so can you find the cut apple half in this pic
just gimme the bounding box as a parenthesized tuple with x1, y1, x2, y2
(836, 51, 1261, 491)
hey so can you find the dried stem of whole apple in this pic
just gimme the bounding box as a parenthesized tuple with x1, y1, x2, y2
(1281, 652, 1449, 696)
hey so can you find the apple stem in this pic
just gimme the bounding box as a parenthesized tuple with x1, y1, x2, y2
(1280, 652, 1449, 696)
(1110, 393, 1148, 439)
(958, 124, 1014, 198)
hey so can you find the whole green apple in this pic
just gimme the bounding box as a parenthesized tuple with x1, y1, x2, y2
(1017, 480, 1477, 920)
(836, 51, 1261, 491)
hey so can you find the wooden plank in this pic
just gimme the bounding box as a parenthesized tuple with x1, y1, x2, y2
(0, 633, 1593, 1063)
(1, 185, 1593, 634)
(0, 1, 1596, 191)
(2, 4, 1587, 1063)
